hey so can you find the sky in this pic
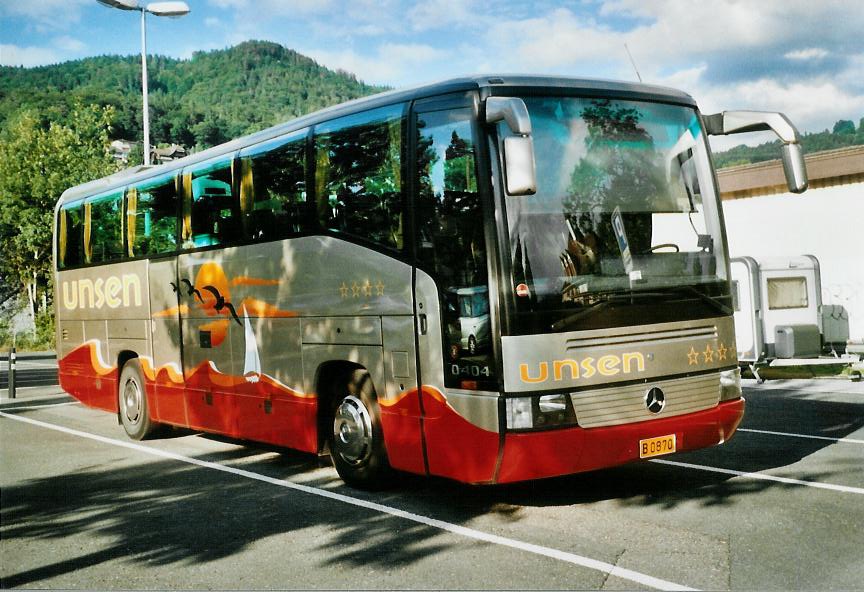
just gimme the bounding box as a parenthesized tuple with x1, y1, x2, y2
(1, 0, 863, 146)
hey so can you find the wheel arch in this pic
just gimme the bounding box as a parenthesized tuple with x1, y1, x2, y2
(115, 350, 140, 423)
(314, 360, 368, 453)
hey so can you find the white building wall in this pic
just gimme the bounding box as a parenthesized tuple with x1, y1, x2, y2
(721, 183, 864, 340)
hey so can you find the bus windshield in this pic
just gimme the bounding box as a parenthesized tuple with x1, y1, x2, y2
(506, 96, 731, 333)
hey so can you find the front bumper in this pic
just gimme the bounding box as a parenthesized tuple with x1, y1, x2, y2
(495, 397, 745, 483)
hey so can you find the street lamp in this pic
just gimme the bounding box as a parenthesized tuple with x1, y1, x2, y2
(97, 0, 191, 166)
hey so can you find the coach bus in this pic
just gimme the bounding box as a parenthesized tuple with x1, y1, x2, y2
(54, 76, 808, 487)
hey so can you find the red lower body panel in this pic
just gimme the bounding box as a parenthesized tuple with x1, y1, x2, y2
(59, 342, 318, 454)
(495, 398, 745, 483)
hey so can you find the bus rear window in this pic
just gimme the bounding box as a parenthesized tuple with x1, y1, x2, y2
(57, 202, 84, 269)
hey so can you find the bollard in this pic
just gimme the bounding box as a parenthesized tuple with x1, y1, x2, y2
(8, 347, 16, 399)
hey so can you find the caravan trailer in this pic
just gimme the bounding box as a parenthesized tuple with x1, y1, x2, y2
(731, 255, 850, 364)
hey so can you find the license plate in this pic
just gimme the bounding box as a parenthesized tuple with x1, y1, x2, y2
(639, 434, 676, 459)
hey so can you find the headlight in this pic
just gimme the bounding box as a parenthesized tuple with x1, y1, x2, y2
(506, 394, 578, 430)
(506, 398, 533, 429)
(720, 367, 742, 401)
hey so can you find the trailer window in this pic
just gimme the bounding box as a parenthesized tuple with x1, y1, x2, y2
(767, 277, 808, 309)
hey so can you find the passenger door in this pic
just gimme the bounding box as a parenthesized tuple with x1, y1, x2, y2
(412, 97, 502, 483)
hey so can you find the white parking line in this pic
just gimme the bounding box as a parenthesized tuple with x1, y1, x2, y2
(0, 411, 695, 592)
(0, 401, 79, 411)
(650, 459, 864, 495)
(738, 428, 864, 445)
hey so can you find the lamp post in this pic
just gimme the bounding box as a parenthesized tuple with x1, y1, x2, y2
(96, 1, 190, 166)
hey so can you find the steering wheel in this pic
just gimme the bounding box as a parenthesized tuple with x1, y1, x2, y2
(647, 243, 680, 253)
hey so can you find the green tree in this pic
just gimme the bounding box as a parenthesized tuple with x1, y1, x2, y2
(833, 120, 855, 135)
(0, 104, 118, 334)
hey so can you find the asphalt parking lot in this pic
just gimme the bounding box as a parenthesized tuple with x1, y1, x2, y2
(1, 377, 862, 590)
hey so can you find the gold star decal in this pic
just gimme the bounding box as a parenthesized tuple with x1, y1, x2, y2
(718, 343, 728, 361)
(703, 344, 715, 363)
(351, 281, 360, 298)
(362, 279, 372, 297)
(339, 282, 349, 299)
(687, 346, 699, 365)
(375, 280, 385, 296)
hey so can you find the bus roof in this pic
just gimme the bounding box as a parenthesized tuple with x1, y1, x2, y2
(57, 74, 696, 207)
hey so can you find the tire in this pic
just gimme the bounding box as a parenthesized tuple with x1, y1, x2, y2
(468, 335, 477, 356)
(119, 359, 157, 440)
(330, 369, 391, 489)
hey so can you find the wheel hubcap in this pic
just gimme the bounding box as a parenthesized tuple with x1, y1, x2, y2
(333, 395, 373, 466)
(123, 379, 141, 424)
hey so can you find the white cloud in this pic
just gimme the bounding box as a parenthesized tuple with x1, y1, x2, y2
(0, 44, 62, 67)
(204, 17, 222, 28)
(785, 48, 830, 61)
(54, 36, 86, 53)
(0, 0, 89, 30)
(208, 0, 335, 15)
(305, 43, 451, 85)
(700, 79, 864, 132)
(408, 0, 480, 32)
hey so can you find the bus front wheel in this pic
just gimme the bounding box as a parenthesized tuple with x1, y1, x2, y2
(119, 359, 156, 440)
(330, 369, 391, 489)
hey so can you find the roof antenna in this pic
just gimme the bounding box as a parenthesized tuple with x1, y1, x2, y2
(624, 43, 643, 83)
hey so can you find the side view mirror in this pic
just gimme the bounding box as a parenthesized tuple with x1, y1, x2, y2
(485, 97, 537, 196)
(703, 110, 808, 194)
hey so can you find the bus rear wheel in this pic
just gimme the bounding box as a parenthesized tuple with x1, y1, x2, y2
(330, 369, 391, 489)
(119, 359, 157, 440)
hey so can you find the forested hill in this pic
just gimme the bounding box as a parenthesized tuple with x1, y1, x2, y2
(0, 40, 385, 150)
(2, 42, 861, 162)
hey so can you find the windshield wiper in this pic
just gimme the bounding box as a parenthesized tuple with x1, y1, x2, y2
(672, 285, 733, 316)
(550, 286, 732, 333)
(550, 291, 669, 332)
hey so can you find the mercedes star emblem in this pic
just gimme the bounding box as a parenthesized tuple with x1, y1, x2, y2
(645, 387, 666, 414)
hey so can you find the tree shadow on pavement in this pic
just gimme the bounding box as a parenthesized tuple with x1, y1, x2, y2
(2, 386, 861, 587)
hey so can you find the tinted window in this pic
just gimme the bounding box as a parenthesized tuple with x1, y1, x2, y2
(240, 132, 309, 241)
(87, 190, 124, 264)
(129, 175, 179, 256)
(58, 202, 84, 269)
(314, 105, 403, 250)
(415, 108, 495, 389)
(187, 158, 241, 248)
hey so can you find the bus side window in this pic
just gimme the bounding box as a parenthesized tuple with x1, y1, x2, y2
(241, 133, 309, 241)
(87, 190, 124, 264)
(187, 158, 242, 248)
(314, 104, 404, 251)
(129, 176, 179, 256)
(57, 202, 85, 269)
